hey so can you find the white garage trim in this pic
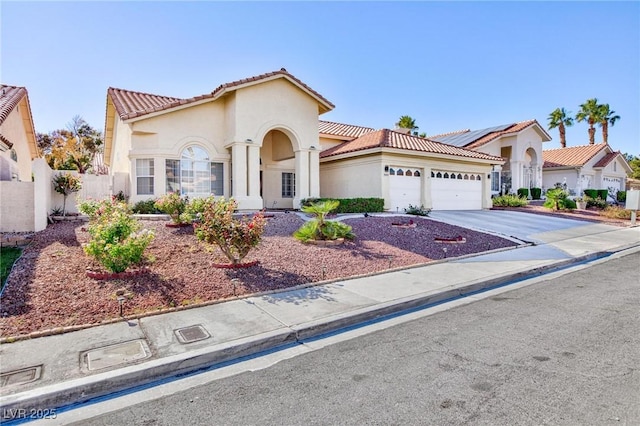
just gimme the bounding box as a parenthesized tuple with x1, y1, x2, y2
(431, 170, 482, 210)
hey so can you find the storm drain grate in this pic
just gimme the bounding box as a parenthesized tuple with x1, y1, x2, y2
(174, 325, 211, 344)
(0, 366, 42, 387)
(84, 339, 151, 371)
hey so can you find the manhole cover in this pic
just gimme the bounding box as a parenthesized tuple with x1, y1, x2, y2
(0, 366, 42, 387)
(175, 325, 210, 344)
(84, 340, 150, 371)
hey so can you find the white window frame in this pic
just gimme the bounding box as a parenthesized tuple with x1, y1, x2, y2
(136, 158, 154, 195)
(282, 172, 295, 198)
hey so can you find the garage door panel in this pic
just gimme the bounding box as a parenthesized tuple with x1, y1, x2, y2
(431, 173, 482, 210)
(388, 173, 421, 212)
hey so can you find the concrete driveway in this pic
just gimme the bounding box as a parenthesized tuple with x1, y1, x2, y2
(428, 210, 609, 243)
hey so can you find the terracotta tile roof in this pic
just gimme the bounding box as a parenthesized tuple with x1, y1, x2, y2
(320, 128, 503, 162)
(107, 87, 182, 120)
(465, 120, 547, 150)
(542, 144, 608, 168)
(0, 133, 13, 149)
(0, 85, 28, 126)
(0, 84, 39, 157)
(593, 150, 620, 168)
(319, 120, 375, 139)
(108, 68, 334, 120)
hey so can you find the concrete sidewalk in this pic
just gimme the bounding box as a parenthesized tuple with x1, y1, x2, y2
(1, 217, 639, 419)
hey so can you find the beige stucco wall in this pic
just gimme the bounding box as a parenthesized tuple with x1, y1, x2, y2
(0, 103, 34, 181)
(0, 182, 34, 232)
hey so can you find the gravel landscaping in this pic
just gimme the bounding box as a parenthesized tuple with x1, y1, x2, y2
(0, 213, 520, 338)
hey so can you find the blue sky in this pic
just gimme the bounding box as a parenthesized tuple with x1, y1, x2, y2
(2, 1, 639, 155)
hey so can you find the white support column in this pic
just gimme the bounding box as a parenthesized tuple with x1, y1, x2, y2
(308, 149, 320, 198)
(293, 150, 309, 209)
(231, 143, 247, 200)
(246, 144, 263, 209)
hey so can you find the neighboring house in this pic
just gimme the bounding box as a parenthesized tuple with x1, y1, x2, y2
(428, 120, 552, 196)
(319, 127, 504, 211)
(542, 144, 632, 196)
(104, 68, 334, 210)
(0, 85, 39, 181)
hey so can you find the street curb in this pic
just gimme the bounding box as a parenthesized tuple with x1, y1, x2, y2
(1, 244, 637, 416)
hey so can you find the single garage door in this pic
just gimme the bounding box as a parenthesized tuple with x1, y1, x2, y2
(388, 167, 422, 212)
(431, 170, 482, 210)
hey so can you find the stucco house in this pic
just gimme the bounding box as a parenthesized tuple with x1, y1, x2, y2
(104, 69, 509, 211)
(0, 85, 39, 182)
(542, 144, 632, 197)
(104, 69, 334, 210)
(428, 120, 552, 196)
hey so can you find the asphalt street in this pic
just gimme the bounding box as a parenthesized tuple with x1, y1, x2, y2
(64, 250, 640, 426)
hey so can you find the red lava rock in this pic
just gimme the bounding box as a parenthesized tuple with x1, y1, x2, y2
(0, 215, 520, 337)
(211, 260, 260, 269)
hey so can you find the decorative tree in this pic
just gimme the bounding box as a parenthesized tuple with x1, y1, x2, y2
(597, 104, 620, 145)
(547, 107, 574, 148)
(576, 98, 602, 145)
(396, 115, 422, 135)
(52, 172, 82, 216)
(194, 198, 266, 265)
(37, 116, 103, 173)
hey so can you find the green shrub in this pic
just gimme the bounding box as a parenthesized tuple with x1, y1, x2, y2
(517, 188, 529, 198)
(586, 197, 607, 209)
(194, 198, 266, 264)
(531, 187, 542, 200)
(300, 197, 384, 213)
(597, 189, 609, 201)
(132, 199, 161, 214)
(184, 196, 215, 223)
(584, 189, 598, 199)
(404, 204, 431, 216)
(294, 199, 355, 243)
(80, 199, 154, 273)
(154, 192, 189, 224)
(492, 194, 528, 207)
(617, 191, 626, 203)
(543, 188, 575, 210)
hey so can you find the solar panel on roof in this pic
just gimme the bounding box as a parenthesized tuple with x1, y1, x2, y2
(432, 123, 512, 147)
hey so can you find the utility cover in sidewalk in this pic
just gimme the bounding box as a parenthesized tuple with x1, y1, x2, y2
(175, 325, 210, 344)
(85, 340, 151, 371)
(0, 366, 42, 387)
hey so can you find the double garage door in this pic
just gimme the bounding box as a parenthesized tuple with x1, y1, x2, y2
(388, 168, 483, 211)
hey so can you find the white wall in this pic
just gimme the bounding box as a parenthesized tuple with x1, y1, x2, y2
(0, 181, 35, 232)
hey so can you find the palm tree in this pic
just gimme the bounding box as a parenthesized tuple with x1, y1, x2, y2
(547, 107, 574, 148)
(396, 115, 418, 134)
(598, 104, 620, 145)
(575, 98, 602, 145)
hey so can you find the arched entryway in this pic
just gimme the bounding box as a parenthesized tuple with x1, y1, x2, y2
(260, 129, 297, 209)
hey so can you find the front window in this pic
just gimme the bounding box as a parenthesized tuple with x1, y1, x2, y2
(136, 159, 154, 195)
(491, 171, 500, 192)
(165, 146, 224, 197)
(282, 172, 295, 198)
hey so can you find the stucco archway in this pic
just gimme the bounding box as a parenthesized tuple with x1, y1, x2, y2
(260, 129, 298, 209)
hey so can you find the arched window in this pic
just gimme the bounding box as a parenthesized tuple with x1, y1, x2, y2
(414, 170, 421, 177)
(464, 174, 469, 180)
(476, 175, 482, 181)
(443, 172, 449, 178)
(470, 175, 476, 180)
(450, 173, 456, 179)
(397, 169, 404, 176)
(457, 174, 462, 179)
(436, 172, 442, 178)
(406, 170, 413, 177)
(10, 149, 17, 162)
(166, 146, 224, 197)
(389, 168, 396, 175)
